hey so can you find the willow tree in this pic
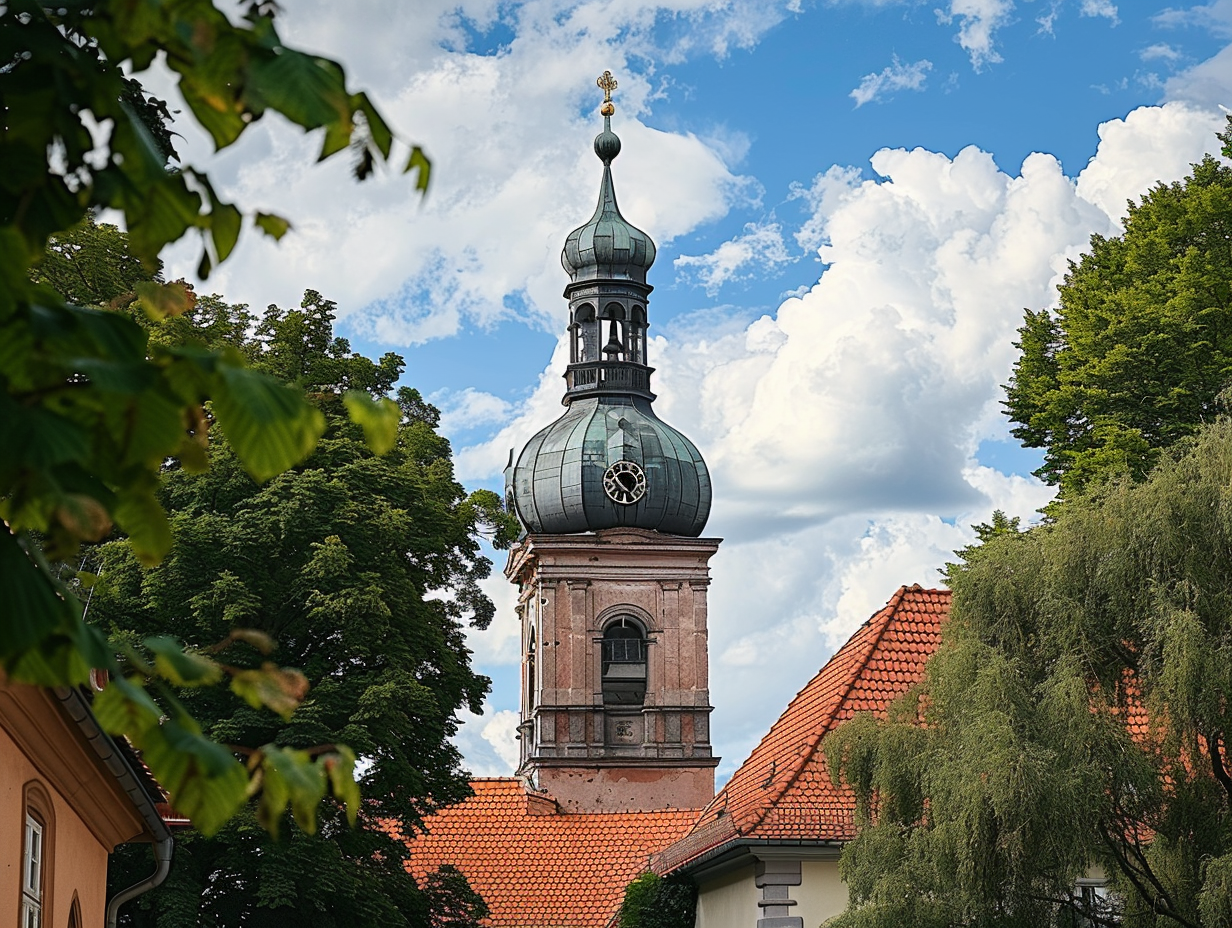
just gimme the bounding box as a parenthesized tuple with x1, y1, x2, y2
(827, 420, 1232, 928)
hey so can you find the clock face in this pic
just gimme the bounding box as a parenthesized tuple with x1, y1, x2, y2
(603, 460, 647, 505)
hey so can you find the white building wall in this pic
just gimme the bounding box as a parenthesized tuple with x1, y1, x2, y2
(694, 863, 758, 928)
(797, 859, 848, 926)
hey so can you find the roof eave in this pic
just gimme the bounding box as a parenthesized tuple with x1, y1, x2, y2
(659, 837, 846, 882)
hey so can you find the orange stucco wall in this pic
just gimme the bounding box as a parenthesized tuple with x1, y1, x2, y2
(1, 704, 121, 928)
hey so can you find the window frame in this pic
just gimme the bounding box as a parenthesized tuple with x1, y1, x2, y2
(19, 781, 55, 928)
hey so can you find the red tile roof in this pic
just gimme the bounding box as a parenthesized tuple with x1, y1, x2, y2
(655, 585, 949, 873)
(401, 779, 698, 928)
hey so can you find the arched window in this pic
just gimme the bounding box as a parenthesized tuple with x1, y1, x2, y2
(601, 616, 647, 706)
(630, 306, 646, 363)
(526, 623, 537, 710)
(573, 304, 596, 362)
(68, 896, 82, 928)
(21, 781, 55, 928)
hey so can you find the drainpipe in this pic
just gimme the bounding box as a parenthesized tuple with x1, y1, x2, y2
(52, 687, 175, 928)
(104, 835, 174, 928)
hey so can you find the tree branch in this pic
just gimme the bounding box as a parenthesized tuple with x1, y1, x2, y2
(1209, 729, 1232, 806)
(1097, 821, 1198, 928)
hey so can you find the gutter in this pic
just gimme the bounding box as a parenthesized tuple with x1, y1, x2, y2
(664, 837, 845, 882)
(52, 686, 175, 928)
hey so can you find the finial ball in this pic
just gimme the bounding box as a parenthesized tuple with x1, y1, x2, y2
(594, 128, 621, 163)
(601, 101, 615, 116)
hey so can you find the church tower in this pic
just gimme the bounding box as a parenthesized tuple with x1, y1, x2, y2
(504, 72, 720, 814)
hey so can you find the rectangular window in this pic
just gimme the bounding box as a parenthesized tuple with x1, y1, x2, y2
(21, 814, 42, 928)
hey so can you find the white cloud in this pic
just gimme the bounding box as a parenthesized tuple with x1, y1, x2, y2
(1036, 1, 1060, 34)
(481, 710, 523, 772)
(1079, 0, 1118, 23)
(1154, 1, 1232, 38)
(457, 101, 1229, 763)
(1075, 103, 1223, 220)
(937, 0, 1015, 70)
(1164, 43, 1232, 108)
(1141, 43, 1183, 63)
(453, 703, 521, 776)
(849, 56, 934, 107)
(674, 221, 793, 294)
(435, 388, 514, 437)
(153, 0, 790, 344)
(465, 562, 523, 668)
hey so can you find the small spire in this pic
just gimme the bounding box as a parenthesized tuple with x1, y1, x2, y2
(593, 70, 622, 164)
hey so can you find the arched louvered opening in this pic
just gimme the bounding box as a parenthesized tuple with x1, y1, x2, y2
(601, 615, 647, 706)
(601, 303, 627, 360)
(573, 304, 596, 362)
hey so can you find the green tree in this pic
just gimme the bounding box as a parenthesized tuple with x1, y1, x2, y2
(826, 420, 1232, 928)
(2, 0, 429, 834)
(616, 872, 697, 928)
(1004, 120, 1232, 498)
(97, 292, 506, 926)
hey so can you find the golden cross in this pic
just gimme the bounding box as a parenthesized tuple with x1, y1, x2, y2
(597, 70, 617, 115)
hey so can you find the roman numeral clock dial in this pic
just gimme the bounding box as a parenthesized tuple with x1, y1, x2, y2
(603, 460, 646, 504)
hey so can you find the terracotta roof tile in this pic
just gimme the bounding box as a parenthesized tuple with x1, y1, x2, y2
(399, 779, 697, 928)
(655, 585, 948, 873)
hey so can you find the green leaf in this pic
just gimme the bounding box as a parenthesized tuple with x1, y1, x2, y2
(0, 530, 93, 683)
(230, 662, 310, 719)
(125, 175, 205, 266)
(352, 92, 392, 159)
(343, 390, 399, 455)
(92, 675, 164, 740)
(135, 281, 195, 321)
(247, 48, 350, 134)
(145, 636, 223, 687)
(254, 212, 290, 241)
(404, 146, 431, 193)
(322, 745, 360, 826)
(211, 365, 325, 482)
(260, 746, 327, 835)
(142, 716, 248, 837)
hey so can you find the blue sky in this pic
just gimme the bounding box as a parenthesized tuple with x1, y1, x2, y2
(158, 0, 1232, 779)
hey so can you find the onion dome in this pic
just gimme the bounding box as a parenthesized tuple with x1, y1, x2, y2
(505, 70, 711, 538)
(561, 118, 657, 284)
(510, 396, 711, 537)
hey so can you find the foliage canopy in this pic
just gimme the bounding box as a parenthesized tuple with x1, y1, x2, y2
(616, 872, 698, 928)
(1, 0, 430, 835)
(100, 288, 504, 925)
(1004, 120, 1232, 498)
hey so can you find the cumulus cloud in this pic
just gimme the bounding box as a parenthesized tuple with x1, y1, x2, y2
(453, 703, 522, 776)
(1075, 103, 1223, 219)
(674, 221, 793, 293)
(789, 164, 864, 252)
(435, 388, 514, 437)
(481, 710, 523, 772)
(154, 0, 787, 343)
(453, 102, 1228, 761)
(849, 56, 933, 107)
